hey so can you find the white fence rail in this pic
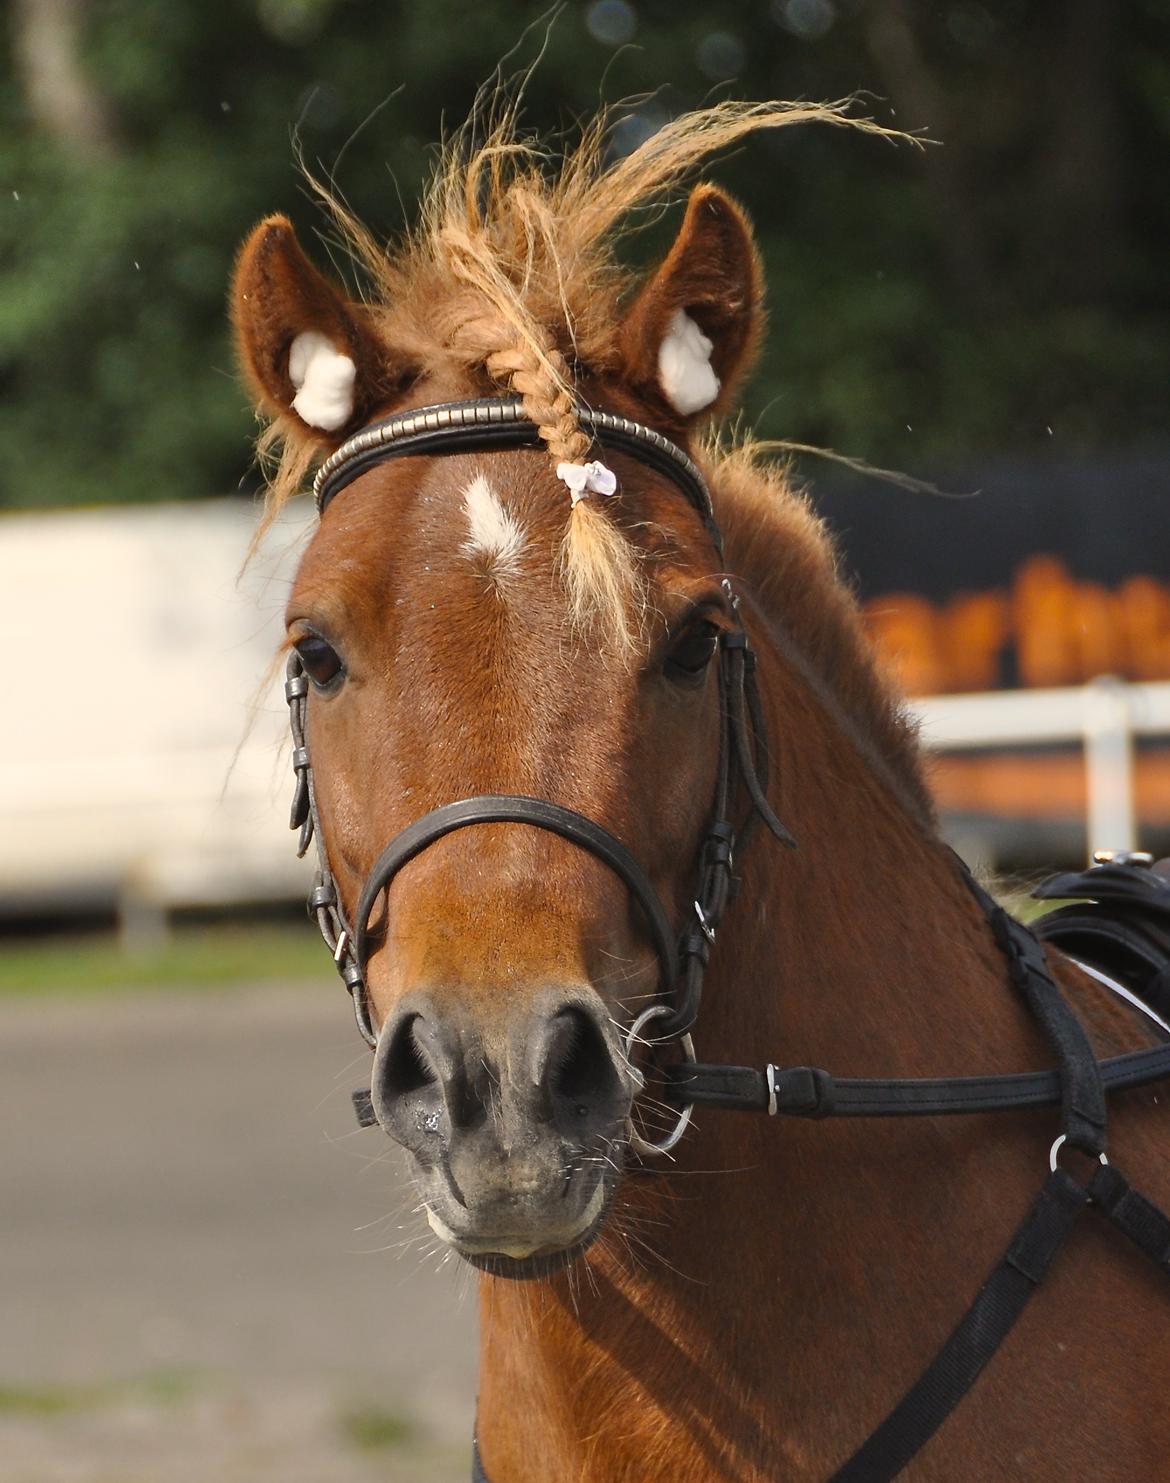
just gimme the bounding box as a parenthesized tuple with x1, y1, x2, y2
(914, 678, 1170, 858)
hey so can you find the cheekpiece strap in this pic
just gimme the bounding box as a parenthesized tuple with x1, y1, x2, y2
(284, 651, 377, 1048)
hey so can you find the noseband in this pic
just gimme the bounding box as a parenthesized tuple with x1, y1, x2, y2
(286, 395, 794, 1134)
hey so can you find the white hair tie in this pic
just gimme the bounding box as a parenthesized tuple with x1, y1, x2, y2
(556, 459, 618, 506)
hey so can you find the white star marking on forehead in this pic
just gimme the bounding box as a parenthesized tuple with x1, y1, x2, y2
(460, 473, 526, 581)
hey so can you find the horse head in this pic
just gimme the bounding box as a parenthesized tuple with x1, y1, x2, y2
(233, 149, 769, 1275)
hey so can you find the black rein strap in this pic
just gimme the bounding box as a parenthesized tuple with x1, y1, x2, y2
(667, 1043, 1170, 1119)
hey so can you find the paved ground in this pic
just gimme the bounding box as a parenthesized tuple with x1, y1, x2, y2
(0, 984, 478, 1482)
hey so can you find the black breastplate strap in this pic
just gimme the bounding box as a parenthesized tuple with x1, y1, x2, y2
(472, 1154, 1170, 1483)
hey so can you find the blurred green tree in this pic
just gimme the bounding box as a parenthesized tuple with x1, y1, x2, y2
(2, 0, 1167, 508)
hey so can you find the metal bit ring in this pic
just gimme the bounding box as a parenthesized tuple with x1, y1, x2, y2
(623, 1004, 696, 1158)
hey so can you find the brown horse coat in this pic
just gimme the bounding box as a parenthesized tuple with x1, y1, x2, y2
(232, 99, 1170, 1480)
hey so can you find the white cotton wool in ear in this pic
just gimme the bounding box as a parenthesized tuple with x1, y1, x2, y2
(288, 330, 356, 431)
(657, 309, 720, 416)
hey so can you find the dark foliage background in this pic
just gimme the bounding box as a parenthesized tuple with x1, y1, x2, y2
(3, 0, 1168, 509)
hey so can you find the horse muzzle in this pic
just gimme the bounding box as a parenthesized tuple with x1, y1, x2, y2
(370, 986, 636, 1275)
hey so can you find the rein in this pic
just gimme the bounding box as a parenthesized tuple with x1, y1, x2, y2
(282, 395, 1170, 1481)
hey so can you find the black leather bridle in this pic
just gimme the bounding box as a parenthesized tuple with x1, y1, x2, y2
(282, 393, 1170, 1481)
(287, 395, 794, 1084)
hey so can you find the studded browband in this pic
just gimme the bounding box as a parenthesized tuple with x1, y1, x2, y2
(312, 394, 723, 558)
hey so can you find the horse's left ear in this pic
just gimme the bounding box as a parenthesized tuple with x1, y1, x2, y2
(619, 184, 763, 423)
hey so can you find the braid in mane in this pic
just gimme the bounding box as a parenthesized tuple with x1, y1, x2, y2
(484, 338, 643, 657)
(484, 342, 589, 462)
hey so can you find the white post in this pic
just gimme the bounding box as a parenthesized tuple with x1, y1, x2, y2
(1082, 676, 1136, 861)
(117, 859, 170, 956)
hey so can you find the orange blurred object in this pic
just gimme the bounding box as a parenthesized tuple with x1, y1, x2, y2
(929, 749, 1170, 824)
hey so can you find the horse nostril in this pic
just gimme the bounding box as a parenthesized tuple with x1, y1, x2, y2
(374, 1012, 448, 1150)
(539, 1006, 625, 1132)
(386, 1014, 439, 1097)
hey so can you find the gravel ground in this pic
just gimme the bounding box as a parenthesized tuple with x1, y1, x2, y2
(0, 984, 478, 1482)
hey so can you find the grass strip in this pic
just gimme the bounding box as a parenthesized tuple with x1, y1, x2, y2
(0, 924, 324, 997)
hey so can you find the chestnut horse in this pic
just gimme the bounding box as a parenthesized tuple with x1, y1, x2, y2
(232, 101, 1170, 1480)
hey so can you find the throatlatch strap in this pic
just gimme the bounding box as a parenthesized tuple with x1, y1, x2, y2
(829, 1169, 1090, 1482)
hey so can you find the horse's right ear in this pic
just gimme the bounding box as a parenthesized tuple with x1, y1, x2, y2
(231, 215, 390, 440)
(618, 184, 763, 425)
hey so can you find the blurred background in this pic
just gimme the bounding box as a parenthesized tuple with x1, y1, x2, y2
(2, 2, 1168, 1479)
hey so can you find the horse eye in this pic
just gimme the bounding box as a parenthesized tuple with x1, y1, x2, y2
(664, 621, 720, 685)
(294, 633, 344, 690)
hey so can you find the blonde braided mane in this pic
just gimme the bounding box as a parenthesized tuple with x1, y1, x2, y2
(484, 343, 589, 463)
(481, 337, 640, 651)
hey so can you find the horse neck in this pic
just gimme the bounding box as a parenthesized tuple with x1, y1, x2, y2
(475, 614, 1048, 1477)
(710, 616, 1026, 1082)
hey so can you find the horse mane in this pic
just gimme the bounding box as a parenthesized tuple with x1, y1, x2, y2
(256, 94, 903, 652)
(705, 437, 936, 824)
